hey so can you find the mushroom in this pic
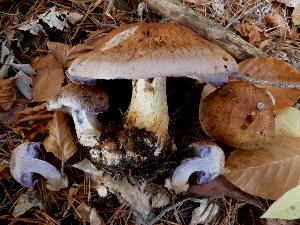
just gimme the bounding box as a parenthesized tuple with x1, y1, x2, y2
(170, 141, 225, 193)
(10, 142, 68, 191)
(47, 82, 109, 147)
(199, 81, 275, 149)
(67, 23, 237, 164)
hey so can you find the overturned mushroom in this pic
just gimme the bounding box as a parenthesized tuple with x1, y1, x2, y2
(67, 23, 237, 165)
(200, 81, 275, 149)
(170, 141, 225, 193)
(47, 83, 109, 147)
(10, 142, 67, 191)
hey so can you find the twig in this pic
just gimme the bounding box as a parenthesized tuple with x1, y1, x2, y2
(234, 73, 300, 89)
(225, 1, 266, 28)
(143, 0, 265, 60)
(146, 198, 191, 225)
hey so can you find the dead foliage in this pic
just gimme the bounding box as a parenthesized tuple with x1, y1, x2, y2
(43, 112, 78, 162)
(0, 77, 18, 111)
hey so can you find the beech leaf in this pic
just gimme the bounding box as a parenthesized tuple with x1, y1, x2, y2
(31, 54, 64, 102)
(0, 77, 17, 111)
(238, 57, 300, 111)
(187, 176, 260, 206)
(43, 111, 78, 162)
(261, 185, 300, 219)
(47, 42, 94, 68)
(224, 136, 300, 200)
(275, 107, 300, 137)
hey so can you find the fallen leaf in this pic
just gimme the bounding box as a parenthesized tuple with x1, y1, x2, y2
(236, 22, 269, 48)
(31, 54, 64, 102)
(264, 10, 289, 33)
(275, 107, 300, 137)
(47, 42, 94, 68)
(18, 7, 83, 35)
(43, 111, 78, 162)
(292, 4, 300, 25)
(224, 136, 300, 200)
(12, 103, 53, 141)
(187, 176, 260, 206)
(238, 57, 300, 111)
(0, 159, 9, 174)
(12, 189, 44, 217)
(261, 185, 300, 219)
(0, 77, 17, 111)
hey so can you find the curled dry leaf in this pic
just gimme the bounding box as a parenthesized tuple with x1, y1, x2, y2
(0, 77, 17, 111)
(264, 10, 289, 32)
(272, 0, 300, 7)
(187, 176, 260, 206)
(47, 42, 94, 68)
(275, 107, 300, 137)
(31, 54, 64, 102)
(43, 111, 78, 162)
(292, 4, 300, 25)
(12, 103, 53, 141)
(224, 136, 300, 200)
(236, 22, 269, 48)
(238, 57, 300, 111)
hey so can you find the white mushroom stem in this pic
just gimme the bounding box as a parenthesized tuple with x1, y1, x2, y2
(124, 77, 169, 155)
(71, 110, 103, 147)
(171, 143, 225, 193)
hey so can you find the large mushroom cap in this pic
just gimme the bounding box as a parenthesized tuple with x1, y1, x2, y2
(199, 81, 275, 149)
(68, 23, 237, 81)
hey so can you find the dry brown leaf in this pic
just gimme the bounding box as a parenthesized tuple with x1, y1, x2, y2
(43, 111, 78, 162)
(12, 103, 53, 141)
(292, 4, 300, 25)
(265, 10, 289, 31)
(31, 54, 64, 102)
(236, 22, 269, 48)
(187, 176, 260, 206)
(238, 57, 300, 111)
(16, 103, 53, 122)
(0, 91, 27, 125)
(0, 77, 17, 111)
(224, 136, 300, 200)
(47, 42, 94, 68)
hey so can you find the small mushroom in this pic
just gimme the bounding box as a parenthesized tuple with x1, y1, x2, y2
(171, 141, 225, 193)
(47, 83, 109, 147)
(10, 142, 67, 191)
(67, 23, 237, 165)
(199, 81, 275, 149)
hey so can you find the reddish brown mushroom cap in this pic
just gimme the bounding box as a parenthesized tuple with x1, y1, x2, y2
(199, 81, 275, 149)
(68, 23, 237, 81)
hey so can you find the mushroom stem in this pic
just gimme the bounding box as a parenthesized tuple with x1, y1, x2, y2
(70, 110, 103, 147)
(124, 77, 169, 155)
(10, 142, 68, 191)
(171, 142, 225, 193)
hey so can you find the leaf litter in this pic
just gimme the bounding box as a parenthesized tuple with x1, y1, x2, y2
(0, 0, 300, 224)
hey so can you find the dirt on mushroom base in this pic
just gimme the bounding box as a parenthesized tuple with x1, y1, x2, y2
(92, 127, 174, 178)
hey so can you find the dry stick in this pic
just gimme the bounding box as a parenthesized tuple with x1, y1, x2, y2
(143, 0, 265, 60)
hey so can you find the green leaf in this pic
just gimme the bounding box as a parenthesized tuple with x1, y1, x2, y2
(261, 185, 300, 219)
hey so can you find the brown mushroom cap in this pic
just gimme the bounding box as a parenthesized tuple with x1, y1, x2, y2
(199, 81, 275, 149)
(48, 83, 109, 113)
(67, 23, 237, 81)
